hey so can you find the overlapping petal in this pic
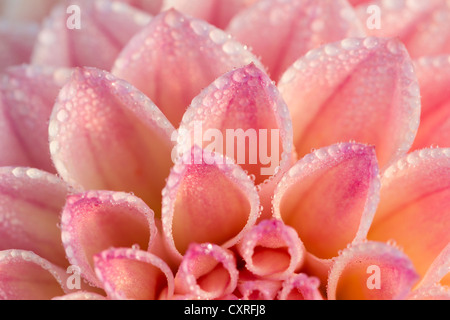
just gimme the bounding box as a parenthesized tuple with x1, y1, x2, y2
(60, 190, 157, 287)
(49, 68, 175, 212)
(94, 247, 174, 300)
(31, 0, 151, 69)
(119, 0, 163, 15)
(227, 0, 365, 81)
(278, 273, 323, 300)
(236, 271, 282, 300)
(112, 9, 264, 126)
(0, 167, 69, 267)
(278, 37, 421, 168)
(369, 148, 450, 279)
(273, 143, 380, 260)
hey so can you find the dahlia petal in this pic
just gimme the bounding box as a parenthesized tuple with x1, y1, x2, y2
(357, 0, 450, 58)
(112, 9, 264, 126)
(273, 143, 380, 260)
(278, 37, 421, 168)
(0, 0, 59, 23)
(227, 0, 365, 81)
(94, 248, 174, 300)
(52, 291, 107, 300)
(0, 167, 69, 267)
(0, 250, 69, 300)
(237, 219, 305, 280)
(0, 20, 38, 72)
(409, 285, 450, 300)
(31, 0, 151, 69)
(49, 68, 175, 213)
(237, 272, 282, 300)
(369, 148, 450, 279)
(162, 147, 260, 259)
(327, 242, 419, 300)
(163, 0, 259, 29)
(415, 244, 450, 291)
(61, 190, 157, 288)
(177, 63, 293, 186)
(278, 274, 323, 300)
(118, 0, 163, 15)
(412, 56, 450, 150)
(174, 243, 238, 300)
(0, 65, 71, 172)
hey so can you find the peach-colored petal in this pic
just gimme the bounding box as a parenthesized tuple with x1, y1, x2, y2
(327, 242, 420, 300)
(0, 65, 71, 172)
(357, 0, 450, 58)
(237, 219, 305, 280)
(0, 250, 70, 300)
(0, 20, 38, 72)
(369, 148, 450, 280)
(31, 0, 151, 69)
(94, 248, 174, 300)
(273, 143, 380, 260)
(412, 56, 450, 150)
(49, 68, 175, 213)
(61, 190, 157, 288)
(227, 0, 365, 81)
(0, 167, 69, 267)
(112, 9, 264, 126)
(278, 37, 421, 168)
(278, 274, 323, 300)
(52, 291, 107, 300)
(163, 0, 259, 29)
(174, 243, 238, 300)
(162, 147, 260, 259)
(177, 63, 293, 187)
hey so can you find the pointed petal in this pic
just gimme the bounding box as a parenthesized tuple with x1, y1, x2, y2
(31, 0, 151, 69)
(61, 190, 157, 288)
(273, 143, 380, 260)
(174, 243, 238, 300)
(94, 248, 174, 300)
(177, 63, 293, 186)
(227, 0, 365, 81)
(112, 9, 264, 126)
(49, 68, 175, 213)
(53, 291, 106, 300)
(163, 0, 258, 29)
(327, 242, 420, 300)
(0, 167, 69, 267)
(0, 250, 69, 300)
(369, 148, 450, 279)
(278, 37, 421, 168)
(162, 147, 260, 259)
(0, 65, 71, 172)
(0, 20, 38, 71)
(357, 0, 450, 58)
(278, 274, 323, 300)
(412, 56, 450, 150)
(237, 219, 305, 280)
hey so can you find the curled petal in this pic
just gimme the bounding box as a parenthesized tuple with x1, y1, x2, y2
(237, 219, 305, 280)
(32, 0, 152, 69)
(0, 65, 71, 171)
(278, 37, 421, 168)
(409, 285, 450, 300)
(227, 0, 365, 80)
(278, 274, 323, 300)
(174, 243, 238, 300)
(327, 242, 419, 300)
(0, 167, 68, 267)
(61, 191, 157, 288)
(162, 147, 260, 259)
(94, 248, 174, 300)
(52, 291, 107, 300)
(273, 143, 380, 260)
(412, 56, 450, 150)
(357, 0, 450, 58)
(369, 148, 450, 279)
(112, 9, 264, 126)
(177, 63, 293, 186)
(237, 273, 282, 300)
(0, 250, 69, 300)
(163, 0, 258, 29)
(49, 68, 175, 213)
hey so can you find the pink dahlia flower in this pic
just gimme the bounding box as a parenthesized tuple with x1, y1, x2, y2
(0, 0, 449, 300)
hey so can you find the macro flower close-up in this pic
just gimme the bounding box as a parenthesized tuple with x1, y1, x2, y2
(0, 0, 448, 301)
